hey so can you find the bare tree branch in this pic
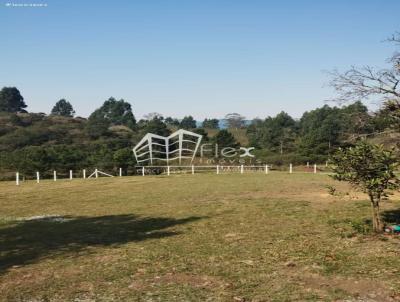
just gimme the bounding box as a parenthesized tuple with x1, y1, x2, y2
(327, 66, 400, 104)
(328, 32, 400, 104)
(387, 32, 400, 72)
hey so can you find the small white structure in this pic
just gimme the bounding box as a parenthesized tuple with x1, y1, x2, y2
(87, 169, 114, 178)
(132, 129, 202, 165)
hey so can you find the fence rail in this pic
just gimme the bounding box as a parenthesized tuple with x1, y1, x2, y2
(8, 163, 338, 186)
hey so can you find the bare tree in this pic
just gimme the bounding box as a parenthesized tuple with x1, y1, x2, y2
(225, 113, 245, 129)
(328, 32, 400, 105)
(388, 32, 400, 69)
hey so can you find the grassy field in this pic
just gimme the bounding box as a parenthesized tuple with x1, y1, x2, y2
(1, 173, 400, 301)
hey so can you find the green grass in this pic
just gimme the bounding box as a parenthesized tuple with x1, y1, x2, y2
(0, 173, 400, 301)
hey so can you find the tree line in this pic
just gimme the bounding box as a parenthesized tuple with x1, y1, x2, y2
(0, 89, 243, 178)
(0, 85, 398, 179)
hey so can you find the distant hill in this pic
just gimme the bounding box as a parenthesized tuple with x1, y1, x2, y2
(196, 119, 252, 129)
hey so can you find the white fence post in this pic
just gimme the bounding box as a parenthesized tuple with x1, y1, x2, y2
(95, 168, 98, 179)
(314, 164, 317, 174)
(325, 161, 328, 167)
(265, 165, 268, 174)
(240, 165, 244, 174)
(167, 166, 170, 176)
(83, 169, 86, 179)
(192, 165, 194, 175)
(119, 167, 122, 177)
(289, 163, 293, 174)
(216, 165, 219, 174)
(307, 162, 309, 168)
(142, 167, 145, 176)
(16, 172, 19, 186)
(36, 171, 40, 184)
(53, 170, 57, 181)
(69, 170, 73, 180)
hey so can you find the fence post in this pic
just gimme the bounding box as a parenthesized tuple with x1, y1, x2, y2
(192, 165, 194, 175)
(307, 162, 309, 168)
(167, 166, 170, 176)
(325, 161, 328, 167)
(54, 170, 57, 181)
(83, 169, 86, 179)
(265, 165, 268, 174)
(119, 167, 122, 177)
(314, 164, 317, 174)
(216, 165, 219, 174)
(95, 168, 98, 179)
(16, 172, 19, 186)
(240, 165, 244, 174)
(69, 170, 73, 180)
(142, 167, 145, 176)
(289, 163, 293, 174)
(36, 171, 40, 184)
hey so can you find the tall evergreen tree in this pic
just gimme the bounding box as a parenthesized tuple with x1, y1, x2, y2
(0, 87, 27, 113)
(212, 129, 239, 148)
(89, 97, 136, 130)
(202, 118, 219, 129)
(180, 115, 196, 129)
(141, 116, 171, 137)
(51, 99, 75, 117)
(247, 111, 297, 153)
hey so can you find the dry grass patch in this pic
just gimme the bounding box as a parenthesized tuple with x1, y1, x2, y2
(0, 173, 400, 301)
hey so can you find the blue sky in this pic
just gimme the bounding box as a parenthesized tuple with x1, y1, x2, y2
(0, 0, 399, 120)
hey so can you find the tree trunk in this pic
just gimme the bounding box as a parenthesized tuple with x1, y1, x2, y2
(370, 195, 382, 233)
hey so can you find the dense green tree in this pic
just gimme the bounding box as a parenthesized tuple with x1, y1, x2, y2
(86, 115, 111, 138)
(202, 118, 219, 129)
(0, 87, 27, 113)
(340, 101, 372, 135)
(298, 105, 342, 157)
(89, 97, 136, 130)
(378, 100, 400, 130)
(212, 129, 239, 148)
(247, 111, 297, 153)
(48, 145, 88, 171)
(113, 148, 136, 174)
(180, 115, 196, 129)
(164, 117, 180, 127)
(298, 103, 374, 159)
(10, 146, 54, 174)
(193, 128, 209, 142)
(51, 99, 75, 117)
(330, 142, 400, 232)
(141, 116, 171, 137)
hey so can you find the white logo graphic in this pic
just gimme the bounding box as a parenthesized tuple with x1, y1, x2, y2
(239, 147, 255, 158)
(133, 129, 202, 165)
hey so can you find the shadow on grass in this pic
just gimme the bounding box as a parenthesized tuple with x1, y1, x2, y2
(0, 214, 203, 274)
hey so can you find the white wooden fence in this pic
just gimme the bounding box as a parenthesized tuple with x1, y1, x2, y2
(14, 164, 326, 185)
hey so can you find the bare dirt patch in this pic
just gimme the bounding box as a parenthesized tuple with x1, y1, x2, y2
(289, 270, 399, 302)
